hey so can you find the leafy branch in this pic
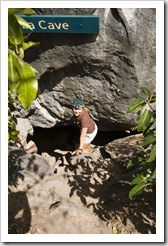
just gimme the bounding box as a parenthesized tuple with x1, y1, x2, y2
(8, 8, 40, 144)
(127, 87, 156, 199)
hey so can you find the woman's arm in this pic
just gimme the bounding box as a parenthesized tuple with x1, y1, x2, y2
(72, 127, 88, 155)
(79, 127, 88, 149)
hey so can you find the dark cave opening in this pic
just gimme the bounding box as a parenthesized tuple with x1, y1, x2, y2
(27, 125, 134, 155)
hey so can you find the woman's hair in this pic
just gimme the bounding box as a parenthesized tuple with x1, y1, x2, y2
(83, 106, 91, 115)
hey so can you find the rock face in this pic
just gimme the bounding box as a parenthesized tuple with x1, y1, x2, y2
(105, 133, 144, 166)
(23, 8, 156, 131)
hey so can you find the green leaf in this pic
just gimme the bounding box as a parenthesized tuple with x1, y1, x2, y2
(129, 182, 147, 199)
(143, 133, 156, 148)
(146, 144, 156, 163)
(128, 98, 145, 113)
(9, 130, 19, 142)
(140, 87, 152, 98)
(137, 109, 152, 132)
(135, 104, 144, 113)
(131, 174, 146, 185)
(22, 41, 40, 51)
(9, 8, 36, 15)
(8, 13, 23, 45)
(127, 160, 133, 169)
(15, 15, 33, 30)
(18, 47, 24, 59)
(15, 59, 38, 109)
(8, 53, 19, 93)
(150, 95, 156, 103)
(150, 169, 156, 180)
(138, 156, 143, 162)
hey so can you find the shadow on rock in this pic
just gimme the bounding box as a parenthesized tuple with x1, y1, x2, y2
(8, 146, 50, 234)
(9, 147, 49, 188)
(54, 150, 156, 234)
(8, 191, 31, 234)
(8, 147, 26, 187)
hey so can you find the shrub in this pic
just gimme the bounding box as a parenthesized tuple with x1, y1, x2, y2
(127, 87, 156, 199)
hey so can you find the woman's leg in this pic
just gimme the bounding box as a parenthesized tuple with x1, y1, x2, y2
(83, 124, 98, 153)
(82, 143, 91, 153)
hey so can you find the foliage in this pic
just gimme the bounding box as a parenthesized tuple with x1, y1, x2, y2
(8, 8, 40, 144)
(8, 91, 19, 143)
(127, 87, 156, 199)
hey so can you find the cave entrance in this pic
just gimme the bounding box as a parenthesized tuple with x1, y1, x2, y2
(27, 125, 131, 155)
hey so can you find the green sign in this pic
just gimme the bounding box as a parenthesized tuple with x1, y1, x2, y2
(19, 15, 99, 34)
